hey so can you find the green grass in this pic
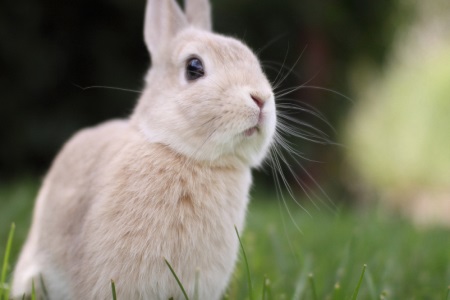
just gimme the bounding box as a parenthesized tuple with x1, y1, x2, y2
(0, 224, 15, 300)
(1, 179, 449, 299)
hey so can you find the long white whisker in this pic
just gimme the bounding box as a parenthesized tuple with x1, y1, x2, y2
(293, 156, 337, 212)
(255, 33, 288, 56)
(262, 61, 302, 80)
(272, 45, 308, 91)
(273, 138, 322, 210)
(277, 115, 330, 140)
(271, 135, 313, 216)
(301, 85, 354, 103)
(269, 147, 305, 234)
(276, 84, 353, 104)
(271, 44, 291, 90)
(273, 131, 321, 163)
(276, 101, 335, 133)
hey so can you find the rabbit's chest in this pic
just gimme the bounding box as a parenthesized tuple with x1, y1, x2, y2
(77, 145, 254, 298)
(143, 166, 250, 251)
(99, 165, 251, 297)
(102, 160, 252, 258)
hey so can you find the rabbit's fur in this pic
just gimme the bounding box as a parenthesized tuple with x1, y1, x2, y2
(12, 0, 276, 299)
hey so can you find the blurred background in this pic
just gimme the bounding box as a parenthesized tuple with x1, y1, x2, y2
(1, 0, 449, 226)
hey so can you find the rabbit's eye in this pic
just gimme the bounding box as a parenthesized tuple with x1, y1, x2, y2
(186, 57, 205, 81)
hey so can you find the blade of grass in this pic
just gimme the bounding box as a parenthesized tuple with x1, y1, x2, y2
(364, 267, 377, 300)
(193, 269, 199, 300)
(292, 255, 312, 300)
(164, 258, 190, 300)
(261, 276, 267, 300)
(351, 264, 367, 300)
(111, 280, 117, 300)
(0, 223, 15, 300)
(308, 273, 318, 300)
(332, 283, 342, 300)
(31, 279, 35, 300)
(445, 285, 449, 300)
(261, 276, 272, 300)
(234, 226, 253, 300)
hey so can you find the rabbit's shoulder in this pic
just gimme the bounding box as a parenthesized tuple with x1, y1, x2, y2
(56, 120, 135, 163)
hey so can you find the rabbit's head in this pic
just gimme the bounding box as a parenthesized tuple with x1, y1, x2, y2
(131, 0, 276, 167)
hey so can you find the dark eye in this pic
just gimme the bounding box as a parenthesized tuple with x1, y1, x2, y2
(186, 57, 205, 81)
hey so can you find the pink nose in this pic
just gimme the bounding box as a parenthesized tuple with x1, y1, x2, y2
(251, 94, 264, 109)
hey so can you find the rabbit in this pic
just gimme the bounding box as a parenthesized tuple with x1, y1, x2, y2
(12, 0, 276, 299)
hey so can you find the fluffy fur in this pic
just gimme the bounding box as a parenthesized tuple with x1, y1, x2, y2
(12, 0, 276, 299)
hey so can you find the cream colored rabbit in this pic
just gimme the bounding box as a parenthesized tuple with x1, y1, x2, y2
(12, 0, 276, 299)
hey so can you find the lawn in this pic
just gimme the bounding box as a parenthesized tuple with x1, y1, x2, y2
(1, 179, 449, 299)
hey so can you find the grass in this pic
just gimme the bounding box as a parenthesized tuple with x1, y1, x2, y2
(0, 224, 15, 300)
(0, 179, 449, 299)
(235, 226, 253, 300)
(165, 259, 190, 300)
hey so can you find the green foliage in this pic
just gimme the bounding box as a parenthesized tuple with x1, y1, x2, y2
(0, 224, 15, 300)
(348, 41, 450, 190)
(228, 200, 450, 299)
(347, 2, 450, 203)
(0, 179, 37, 265)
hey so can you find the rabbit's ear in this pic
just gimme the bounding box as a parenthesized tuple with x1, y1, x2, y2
(185, 0, 212, 31)
(144, 0, 188, 58)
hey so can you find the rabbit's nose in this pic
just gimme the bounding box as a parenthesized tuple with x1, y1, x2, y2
(251, 94, 264, 109)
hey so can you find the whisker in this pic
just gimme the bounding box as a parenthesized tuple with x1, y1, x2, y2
(292, 155, 338, 213)
(276, 84, 354, 104)
(277, 126, 338, 212)
(72, 83, 143, 94)
(199, 116, 220, 127)
(277, 115, 330, 141)
(273, 137, 329, 212)
(277, 98, 326, 116)
(275, 76, 323, 101)
(276, 100, 334, 132)
(255, 33, 288, 56)
(271, 43, 291, 90)
(269, 147, 305, 234)
(271, 136, 312, 215)
(179, 126, 220, 172)
(272, 45, 308, 91)
(262, 60, 302, 80)
(301, 85, 354, 103)
(273, 131, 321, 163)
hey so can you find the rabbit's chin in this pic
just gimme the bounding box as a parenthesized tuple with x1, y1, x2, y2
(136, 115, 275, 169)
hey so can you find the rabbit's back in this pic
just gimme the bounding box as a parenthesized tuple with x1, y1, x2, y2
(13, 120, 252, 299)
